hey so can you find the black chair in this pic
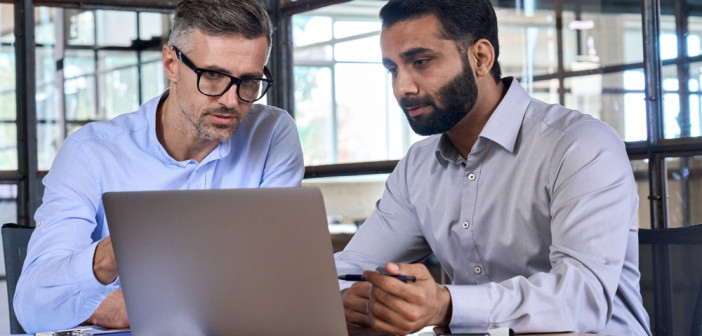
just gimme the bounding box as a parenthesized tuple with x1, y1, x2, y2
(639, 224, 702, 336)
(2, 223, 34, 334)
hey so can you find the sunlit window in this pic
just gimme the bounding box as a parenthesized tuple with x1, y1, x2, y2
(292, 1, 422, 166)
(0, 3, 18, 226)
(34, 8, 170, 170)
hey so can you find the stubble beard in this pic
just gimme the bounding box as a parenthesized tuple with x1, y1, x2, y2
(176, 95, 242, 142)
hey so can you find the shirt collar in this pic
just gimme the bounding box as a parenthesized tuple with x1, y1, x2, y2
(434, 77, 531, 166)
(435, 134, 461, 168)
(479, 77, 531, 153)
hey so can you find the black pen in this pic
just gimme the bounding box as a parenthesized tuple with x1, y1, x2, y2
(338, 274, 417, 283)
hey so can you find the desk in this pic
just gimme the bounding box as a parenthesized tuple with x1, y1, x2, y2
(348, 327, 608, 336)
(4, 332, 606, 336)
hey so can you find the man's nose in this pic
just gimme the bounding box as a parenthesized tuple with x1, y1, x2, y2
(217, 84, 242, 108)
(393, 70, 419, 99)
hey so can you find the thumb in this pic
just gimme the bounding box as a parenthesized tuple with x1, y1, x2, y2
(387, 262, 432, 281)
(384, 262, 401, 275)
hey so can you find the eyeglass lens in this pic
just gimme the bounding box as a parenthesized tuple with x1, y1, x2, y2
(198, 71, 268, 101)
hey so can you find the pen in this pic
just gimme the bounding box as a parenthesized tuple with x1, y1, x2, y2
(338, 274, 417, 283)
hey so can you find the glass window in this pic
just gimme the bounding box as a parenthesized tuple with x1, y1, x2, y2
(29, 7, 171, 171)
(498, 9, 563, 77)
(666, 156, 702, 227)
(66, 9, 95, 46)
(293, 1, 651, 165)
(632, 159, 652, 229)
(335, 63, 389, 162)
(35, 7, 58, 45)
(38, 123, 62, 171)
(0, 4, 16, 172)
(658, 0, 702, 140)
(0, 46, 16, 121)
(139, 12, 167, 41)
(64, 49, 97, 121)
(0, 184, 18, 225)
(576, 11, 644, 67)
(293, 1, 416, 165)
(0, 124, 17, 171)
(294, 66, 333, 165)
(98, 51, 140, 119)
(140, 51, 167, 102)
(563, 70, 648, 142)
(96, 10, 137, 47)
(0, 4, 14, 44)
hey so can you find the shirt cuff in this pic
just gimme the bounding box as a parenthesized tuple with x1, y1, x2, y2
(445, 284, 492, 332)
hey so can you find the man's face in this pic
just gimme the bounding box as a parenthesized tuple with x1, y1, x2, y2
(167, 30, 270, 142)
(381, 15, 478, 136)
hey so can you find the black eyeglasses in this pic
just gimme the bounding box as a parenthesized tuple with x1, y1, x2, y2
(171, 46, 274, 103)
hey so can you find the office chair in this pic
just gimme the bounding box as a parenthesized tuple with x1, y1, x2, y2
(639, 224, 702, 336)
(2, 223, 34, 334)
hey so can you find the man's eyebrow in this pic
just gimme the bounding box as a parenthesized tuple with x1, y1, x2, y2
(238, 71, 264, 79)
(201, 65, 263, 79)
(399, 47, 434, 59)
(382, 47, 435, 67)
(199, 64, 231, 75)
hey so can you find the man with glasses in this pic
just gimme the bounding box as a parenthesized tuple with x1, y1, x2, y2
(14, 0, 303, 333)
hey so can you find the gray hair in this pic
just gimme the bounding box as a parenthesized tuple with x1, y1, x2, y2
(167, 0, 273, 53)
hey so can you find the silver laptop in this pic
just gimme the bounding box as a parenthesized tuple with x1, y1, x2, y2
(103, 187, 348, 336)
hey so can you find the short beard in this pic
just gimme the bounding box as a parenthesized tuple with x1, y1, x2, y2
(400, 57, 478, 136)
(197, 106, 241, 142)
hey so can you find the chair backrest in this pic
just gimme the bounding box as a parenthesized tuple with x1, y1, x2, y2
(639, 224, 702, 336)
(2, 223, 34, 334)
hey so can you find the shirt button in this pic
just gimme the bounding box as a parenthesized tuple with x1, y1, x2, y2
(474, 266, 482, 274)
(468, 173, 476, 180)
(462, 221, 470, 229)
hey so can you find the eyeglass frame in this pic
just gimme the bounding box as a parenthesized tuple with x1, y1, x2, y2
(171, 46, 274, 103)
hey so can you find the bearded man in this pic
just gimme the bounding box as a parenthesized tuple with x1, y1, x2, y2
(334, 1, 652, 336)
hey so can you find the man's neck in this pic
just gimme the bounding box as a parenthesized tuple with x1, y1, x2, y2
(156, 93, 219, 163)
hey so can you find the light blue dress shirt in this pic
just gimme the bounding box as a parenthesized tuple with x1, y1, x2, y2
(335, 78, 652, 335)
(14, 91, 305, 333)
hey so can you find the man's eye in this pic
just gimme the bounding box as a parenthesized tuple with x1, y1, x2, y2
(386, 67, 398, 76)
(414, 59, 429, 67)
(240, 79, 261, 87)
(203, 71, 224, 79)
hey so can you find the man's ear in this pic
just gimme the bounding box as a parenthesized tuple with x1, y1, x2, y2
(163, 45, 178, 83)
(469, 39, 496, 78)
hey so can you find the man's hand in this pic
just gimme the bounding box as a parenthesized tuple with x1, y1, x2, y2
(341, 281, 372, 328)
(364, 262, 452, 335)
(93, 237, 118, 284)
(84, 289, 129, 328)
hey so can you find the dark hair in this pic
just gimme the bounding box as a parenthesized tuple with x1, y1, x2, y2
(379, 0, 502, 82)
(168, 0, 273, 53)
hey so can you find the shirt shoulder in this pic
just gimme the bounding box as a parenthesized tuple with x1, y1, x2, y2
(66, 94, 160, 147)
(69, 110, 149, 145)
(524, 99, 615, 136)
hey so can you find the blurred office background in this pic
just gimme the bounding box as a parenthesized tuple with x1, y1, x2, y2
(1, 0, 701, 333)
